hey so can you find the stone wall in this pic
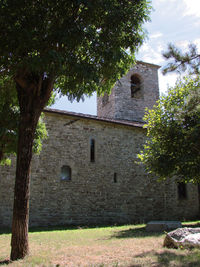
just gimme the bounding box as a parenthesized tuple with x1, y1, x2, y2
(97, 61, 160, 122)
(97, 88, 116, 119)
(0, 111, 199, 228)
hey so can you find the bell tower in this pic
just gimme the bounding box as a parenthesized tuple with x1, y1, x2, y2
(97, 61, 160, 122)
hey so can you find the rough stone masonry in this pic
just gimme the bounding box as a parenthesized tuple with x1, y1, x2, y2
(0, 61, 199, 227)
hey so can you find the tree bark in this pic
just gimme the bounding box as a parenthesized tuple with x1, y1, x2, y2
(10, 111, 39, 260)
(10, 76, 53, 261)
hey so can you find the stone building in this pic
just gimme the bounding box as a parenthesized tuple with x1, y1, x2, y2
(0, 61, 199, 227)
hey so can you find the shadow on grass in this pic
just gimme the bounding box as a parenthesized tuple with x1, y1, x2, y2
(111, 226, 164, 239)
(183, 223, 200, 228)
(0, 228, 11, 235)
(128, 249, 200, 267)
(107, 221, 200, 240)
(0, 260, 11, 266)
(0, 223, 137, 235)
(1, 221, 200, 236)
(0, 225, 81, 235)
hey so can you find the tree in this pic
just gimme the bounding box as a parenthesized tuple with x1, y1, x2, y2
(138, 77, 200, 183)
(0, 0, 152, 260)
(138, 41, 200, 183)
(138, 43, 200, 183)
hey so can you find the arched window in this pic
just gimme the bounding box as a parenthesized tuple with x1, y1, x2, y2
(130, 75, 141, 98)
(60, 165, 71, 181)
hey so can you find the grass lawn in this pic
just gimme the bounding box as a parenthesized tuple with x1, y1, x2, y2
(0, 222, 200, 267)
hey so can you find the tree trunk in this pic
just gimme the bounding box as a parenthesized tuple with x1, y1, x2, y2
(10, 110, 40, 260)
(10, 76, 53, 261)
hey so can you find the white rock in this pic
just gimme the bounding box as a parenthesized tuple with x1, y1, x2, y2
(181, 233, 200, 248)
(163, 228, 200, 249)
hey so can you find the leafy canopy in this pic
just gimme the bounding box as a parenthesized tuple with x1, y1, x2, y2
(0, 0, 152, 100)
(0, 0, 152, 165)
(138, 42, 200, 183)
(138, 77, 200, 183)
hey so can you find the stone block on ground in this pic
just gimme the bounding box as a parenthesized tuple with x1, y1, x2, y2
(163, 227, 200, 249)
(146, 221, 182, 232)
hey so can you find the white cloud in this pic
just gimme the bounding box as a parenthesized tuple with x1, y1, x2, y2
(175, 38, 200, 52)
(174, 40, 192, 51)
(194, 39, 200, 51)
(149, 32, 163, 39)
(158, 71, 178, 95)
(155, 0, 176, 2)
(139, 43, 150, 53)
(183, 0, 200, 17)
(138, 41, 165, 65)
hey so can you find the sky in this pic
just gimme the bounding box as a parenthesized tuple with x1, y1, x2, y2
(52, 0, 200, 115)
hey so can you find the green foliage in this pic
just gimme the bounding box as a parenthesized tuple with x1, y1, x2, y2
(33, 115, 48, 155)
(162, 43, 200, 76)
(0, 0, 152, 161)
(0, 77, 49, 165)
(0, 0, 152, 100)
(0, 77, 18, 164)
(138, 77, 200, 183)
(139, 42, 200, 183)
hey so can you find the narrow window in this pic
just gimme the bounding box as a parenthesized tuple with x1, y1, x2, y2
(114, 173, 117, 183)
(131, 75, 141, 98)
(178, 182, 187, 199)
(60, 165, 71, 181)
(90, 139, 95, 162)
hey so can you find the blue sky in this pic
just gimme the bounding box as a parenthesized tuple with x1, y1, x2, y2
(52, 0, 200, 115)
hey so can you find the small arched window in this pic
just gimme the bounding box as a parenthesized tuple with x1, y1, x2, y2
(130, 75, 141, 98)
(60, 165, 71, 181)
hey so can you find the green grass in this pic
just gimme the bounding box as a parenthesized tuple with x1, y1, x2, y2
(0, 221, 200, 266)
